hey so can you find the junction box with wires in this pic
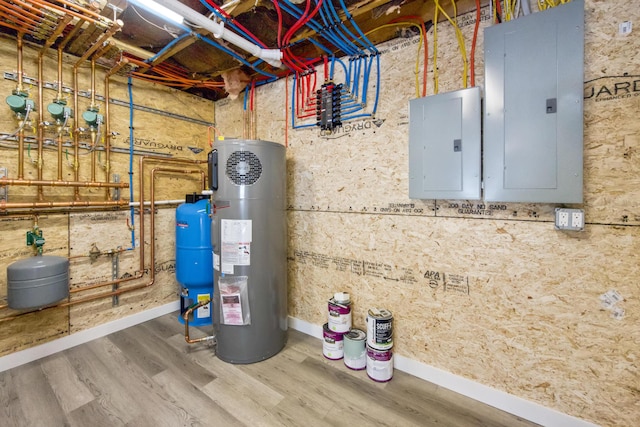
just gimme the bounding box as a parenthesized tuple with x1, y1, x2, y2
(316, 82, 342, 131)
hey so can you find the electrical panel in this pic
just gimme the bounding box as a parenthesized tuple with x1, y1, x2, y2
(408, 87, 481, 200)
(483, 0, 584, 202)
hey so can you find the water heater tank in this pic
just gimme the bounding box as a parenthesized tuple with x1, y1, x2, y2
(176, 196, 213, 326)
(211, 139, 287, 363)
(7, 255, 69, 309)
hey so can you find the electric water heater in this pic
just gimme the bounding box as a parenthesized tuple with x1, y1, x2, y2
(210, 139, 287, 363)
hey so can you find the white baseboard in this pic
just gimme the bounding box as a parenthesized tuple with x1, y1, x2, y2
(0, 301, 180, 373)
(288, 316, 598, 427)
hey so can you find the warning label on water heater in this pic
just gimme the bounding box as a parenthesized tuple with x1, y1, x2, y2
(221, 219, 252, 273)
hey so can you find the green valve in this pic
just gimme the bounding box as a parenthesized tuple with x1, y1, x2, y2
(6, 94, 34, 115)
(82, 110, 103, 127)
(26, 227, 45, 255)
(47, 102, 65, 120)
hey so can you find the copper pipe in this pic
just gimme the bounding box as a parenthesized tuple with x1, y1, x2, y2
(90, 59, 96, 108)
(16, 33, 23, 93)
(0, 200, 128, 210)
(9, 0, 48, 19)
(183, 300, 216, 344)
(75, 20, 122, 65)
(92, 40, 114, 62)
(69, 157, 206, 295)
(37, 52, 45, 201)
(90, 59, 96, 183)
(104, 59, 129, 201)
(27, 0, 105, 25)
(0, 19, 37, 34)
(0, 178, 128, 188)
(0, 2, 44, 25)
(35, 14, 72, 201)
(0, 158, 206, 321)
(56, 48, 63, 100)
(0, 10, 41, 29)
(42, 13, 73, 51)
(72, 64, 80, 200)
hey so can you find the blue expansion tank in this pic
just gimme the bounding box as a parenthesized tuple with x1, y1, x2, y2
(176, 196, 213, 326)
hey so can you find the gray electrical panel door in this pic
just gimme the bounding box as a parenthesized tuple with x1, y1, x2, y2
(409, 87, 481, 200)
(483, 0, 584, 202)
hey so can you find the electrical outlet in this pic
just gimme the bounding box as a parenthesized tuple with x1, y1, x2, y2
(571, 211, 584, 229)
(557, 211, 569, 227)
(555, 208, 584, 231)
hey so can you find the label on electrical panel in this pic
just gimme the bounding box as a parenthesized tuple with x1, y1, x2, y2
(213, 253, 220, 271)
(197, 294, 211, 319)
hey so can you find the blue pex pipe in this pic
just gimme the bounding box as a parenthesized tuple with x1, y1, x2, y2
(145, 33, 191, 63)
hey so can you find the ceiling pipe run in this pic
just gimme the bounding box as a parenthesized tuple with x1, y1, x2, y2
(145, 0, 283, 68)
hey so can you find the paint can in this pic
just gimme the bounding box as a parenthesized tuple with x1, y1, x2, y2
(322, 323, 344, 360)
(328, 292, 352, 333)
(366, 345, 393, 382)
(343, 328, 367, 370)
(366, 308, 393, 350)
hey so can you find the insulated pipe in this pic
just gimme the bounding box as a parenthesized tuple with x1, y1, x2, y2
(149, 0, 283, 67)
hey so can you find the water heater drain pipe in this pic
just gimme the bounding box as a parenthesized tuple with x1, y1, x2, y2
(183, 300, 217, 345)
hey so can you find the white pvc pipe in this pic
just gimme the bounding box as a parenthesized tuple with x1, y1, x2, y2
(151, 0, 283, 67)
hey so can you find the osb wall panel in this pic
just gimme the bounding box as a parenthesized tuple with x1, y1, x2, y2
(287, 211, 640, 426)
(0, 38, 212, 354)
(69, 209, 179, 333)
(211, 1, 639, 426)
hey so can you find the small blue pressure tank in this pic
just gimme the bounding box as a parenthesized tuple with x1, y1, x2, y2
(175, 195, 213, 326)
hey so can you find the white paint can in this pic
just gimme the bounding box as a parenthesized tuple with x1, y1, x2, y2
(366, 345, 393, 382)
(366, 308, 393, 350)
(322, 323, 344, 360)
(328, 292, 352, 333)
(343, 328, 367, 370)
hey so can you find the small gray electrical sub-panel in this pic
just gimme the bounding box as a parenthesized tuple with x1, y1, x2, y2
(483, 0, 584, 202)
(408, 87, 481, 200)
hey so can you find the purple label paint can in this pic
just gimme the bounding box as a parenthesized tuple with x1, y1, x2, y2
(366, 345, 393, 382)
(328, 292, 352, 333)
(343, 328, 367, 370)
(323, 323, 344, 360)
(366, 308, 393, 350)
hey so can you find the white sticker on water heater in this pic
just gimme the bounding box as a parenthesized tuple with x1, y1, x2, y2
(221, 219, 252, 243)
(221, 219, 252, 269)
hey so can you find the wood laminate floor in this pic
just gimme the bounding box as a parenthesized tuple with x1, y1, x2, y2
(0, 313, 539, 426)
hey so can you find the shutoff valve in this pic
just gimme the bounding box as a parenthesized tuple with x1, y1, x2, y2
(26, 226, 45, 255)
